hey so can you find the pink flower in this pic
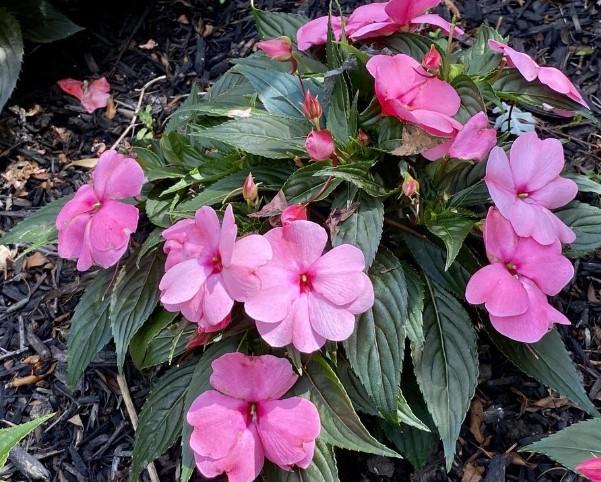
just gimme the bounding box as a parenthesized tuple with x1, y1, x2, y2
(488, 40, 588, 110)
(422, 45, 442, 72)
(466, 208, 572, 343)
(57, 77, 111, 113)
(159, 205, 272, 333)
(484, 132, 577, 245)
(281, 204, 307, 226)
(305, 129, 335, 161)
(577, 457, 601, 481)
(256, 36, 293, 61)
(367, 54, 462, 137)
(244, 220, 374, 353)
(297, 16, 343, 51)
(422, 112, 497, 161)
(56, 150, 143, 271)
(187, 353, 320, 482)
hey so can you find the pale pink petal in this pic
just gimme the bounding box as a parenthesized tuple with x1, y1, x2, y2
(294, 440, 316, 469)
(306, 292, 357, 341)
(178, 290, 206, 324)
(485, 147, 517, 214)
(56, 185, 98, 230)
(231, 234, 272, 269)
(202, 274, 234, 326)
(483, 207, 518, 263)
(81, 77, 111, 113)
(221, 265, 262, 302)
(411, 14, 464, 35)
(465, 263, 529, 317)
(187, 390, 249, 460)
(291, 295, 327, 352)
(529, 177, 577, 210)
(385, 0, 439, 25)
(297, 16, 342, 51)
(244, 265, 299, 323)
(76, 225, 94, 272)
(538, 67, 589, 108)
(410, 109, 462, 136)
(283, 221, 328, 271)
(159, 259, 210, 304)
(219, 205, 238, 267)
(488, 40, 539, 81)
(347, 3, 399, 40)
(422, 137, 453, 161)
(57, 214, 90, 262)
(343, 272, 375, 314)
(509, 201, 560, 245)
(194, 206, 221, 253)
(367, 54, 419, 102)
(92, 150, 144, 200)
(448, 112, 497, 161)
(256, 397, 320, 469)
(256, 318, 294, 348)
(509, 134, 564, 193)
(410, 77, 461, 117)
(551, 213, 576, 244)
(210, 352, 298, 402)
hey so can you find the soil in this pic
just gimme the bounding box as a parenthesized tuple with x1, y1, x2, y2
(0, 0, 600, 481)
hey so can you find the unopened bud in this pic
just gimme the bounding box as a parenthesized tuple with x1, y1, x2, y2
(256, 36, 293, 61)
(243, 172, 259, 207)
(305, 129, 335, 161)
(303, 91, 323, 125)
(422, 45, 442, 73)
(357, 130, 369, 145)
(402, 173, 419, 198)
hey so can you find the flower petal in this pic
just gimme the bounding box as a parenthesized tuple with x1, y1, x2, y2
(92, 150, 144, 200)
(56, 184, 97, 230)
(160, 259, 210, 304)
(283, 220, 328, 271)
(509, 134, 564, 193)
(57, 213, 91, 261)
(219, 205, 238, 267)
(307, 293, 357, 342)
(194, 206, 222, 254)
(529, 177, 577, 210)
(244, 265, 299, 323)
(411, 13, 464, 35)
(202, 274, 234, 326)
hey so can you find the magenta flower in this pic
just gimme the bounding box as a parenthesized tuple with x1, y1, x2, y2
(367, 54, 462, 137)
(466, 208, 572, 342)
(56, 150, 143, 271)
(422, 44, 442, 72)
(256, 36, 293, 61)
(187, 353, 320, 482)
(484, 132, 577, 245)
(488, 40, 588, 111)
(244, 220, 374, 353)
(159, 205, 272, 332)
(305, 129, 335, 161)
(577, 457, 601, 481)
(423, 112, 497, 161)
(297, 16, 343, 51)
(57, 77, 111, 113)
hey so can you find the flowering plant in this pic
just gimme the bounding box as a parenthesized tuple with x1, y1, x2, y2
(4, 1, 601, 480)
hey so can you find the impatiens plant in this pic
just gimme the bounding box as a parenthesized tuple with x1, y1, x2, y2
(4, 0, 601, 480)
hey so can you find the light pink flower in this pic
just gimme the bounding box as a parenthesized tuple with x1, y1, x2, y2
(244, 221, 374, 353)
(187, 353, 320, 482)
(281, 205, 307, 226)
(484, 132, 577, 245)
(297, 16, 343, 51)
(422, 112, 497, 161)
(256, 36, 293, 61)
(466, 208, 572, 342)
(56, 150, 143, 271)
(577, 457, 601, 482)
(159, 205, 272, 333)
(305, 129, 335, 161)
(367, 54, 462, 137)
(488, 40, 588, 110)
(57, 77, 111, 113)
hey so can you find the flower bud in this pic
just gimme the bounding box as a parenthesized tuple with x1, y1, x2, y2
(402, 172, 419, 198)
(256, 36, 293, 61)
(422, 45, 442, 73)
(357, 130, 369, 145)
(281, 204, 307, 226)
(305, 129, 335, 161)
(243, 173, 258, 207)
(303, 91, 323, 124)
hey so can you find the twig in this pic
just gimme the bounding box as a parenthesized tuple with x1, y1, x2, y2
(110, 75, 167, 150)
(116, 373, 161, 482)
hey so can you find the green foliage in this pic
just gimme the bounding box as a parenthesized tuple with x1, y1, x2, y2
(458, 26, 504, 76)
(0, 413, 54, 468)
(263, 440, 340, 482)
(252, 7, 308, 40)
(556, 201, 601, 257)
(425, 208, 475, 270)
(0, 9, 23, 112)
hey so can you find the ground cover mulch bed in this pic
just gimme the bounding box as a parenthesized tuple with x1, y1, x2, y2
(0, 0, 600, 480)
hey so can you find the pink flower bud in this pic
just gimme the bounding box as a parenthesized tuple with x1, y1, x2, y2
(357, 130, 370, 145)
(243, 172, 258, 206)
(256, 36, 293, 61)
(422, 45, 442, 72)
(402, 173, 419, 197)
(577, 457, 601, 481)
(305, 129, 335, 161)
(303, 91, 323, 124)
(281, 204, 307, 226)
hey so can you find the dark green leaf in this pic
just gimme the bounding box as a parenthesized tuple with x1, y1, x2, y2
(344, 250, 408, 421)
(137, 229, 163, 266)
(450, 75, 486, 124)
(425, 208, 475, 270)
(319, 162, 391, 197)
(522, 418, 601, 471)
(403, 263, 425, 349)
(0, 413, 54, 468)
(332, 192, 384, 268)
(263, 440, 340, 482)
(336, 359, 379, 416)
(326, 75, 353, 143)
(131, 359, 197, 480)
(67, 269, 114, 389)
(8, 0, 82, 43)
(458, 26, 504, 76)
(382, 32, 434, 59)
(564, 173, 601, 195)
(0, 8, 23, 112)
(384, 423, 437, 470)
(253, 8, 308, 40)
(488, 328, 598, 416)
(397, 392, 430, 432)
(448, 180, 490, 208)
(145, 196, 173, 228)
(556, 201, 601, 257)
(284, 161, 342, 204)
(110, 250, 163, 369)
(412, 280, 478, 470)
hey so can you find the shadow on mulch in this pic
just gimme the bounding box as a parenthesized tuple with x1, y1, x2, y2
(0, 0, 599, 481)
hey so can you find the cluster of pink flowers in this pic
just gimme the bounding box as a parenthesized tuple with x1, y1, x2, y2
(466, 132, 577, 342)
(187, 353, 320, 482)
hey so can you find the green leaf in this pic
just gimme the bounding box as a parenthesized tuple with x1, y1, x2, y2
(131, 359, 197, 480)
(397, 392, 430, 432)
(253, 8, 308, 40)
(67, 269, 114, 390)
(146, 196, 173, 228)
(326, 75, 353, 143)
(263, 440, 340, 482)
(293, 355, 400, 458)
(556, 201, 601, 257)
(450, 75, 486, 124)
(0, 413, 54, 468)
(522, 418, 601, 471)
(412, 280, 478, 470)
(137, 229, 163, 266)
(344, 250, 408, 421)
(0, 9, 23, 112)
(447, 180, 490, 208)
(488, 328, 598, 416)
(382, 32, 434, 59)
(383, 423, 437, 470)
(332, 192, 384, 268)
(458, 25, 503, 76)
(319, 162, 391, 197)
(1, 195, 71, 246)
(196, 115, 310, 158)
(7, 0, 82, 43)
(284, 161, 342, 204)
(564, 173, 601, 195)
(403, 263, 425, 349)
(425, 208, 475, 270)
(335, 359, 379, 416)
(110, 251, 163, 369)
(180, 338, 241, 482)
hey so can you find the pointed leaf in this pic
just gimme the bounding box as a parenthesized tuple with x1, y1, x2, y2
(450, 75, 487, 124)
(0, 413, 54, 468)
(253, 8, 308, 40)
(9, 0, 82, 43)
(284, 161, 342, 204)
(425, 209, 475, 270)
(0, 9, 23, 112)
(403, 263, 425, 349)
(556, 201, 601, 257)
(458, 25, 504, 76)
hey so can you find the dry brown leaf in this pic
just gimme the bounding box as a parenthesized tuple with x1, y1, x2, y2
(177, 14, 190, 24)
(469, 398, 486, 444)
(24, 252, 50, 270)
(461, 463, 484, 482)
(68, 414, 84, 428)
(0, 245, 14, 275)
(65, 157, 99, 169)
(389, 125, 440, 156)
(2, 160, 48, 194)
(530, 396, 569, 410)
(105, 97, 117, 120)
